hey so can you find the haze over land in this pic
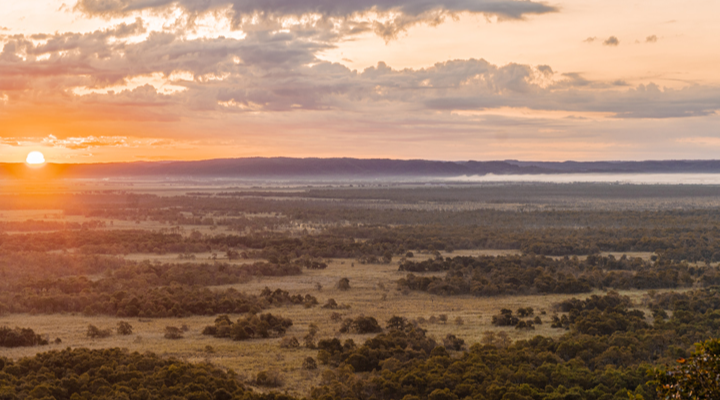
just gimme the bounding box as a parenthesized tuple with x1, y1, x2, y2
(7, 158, 720, 181)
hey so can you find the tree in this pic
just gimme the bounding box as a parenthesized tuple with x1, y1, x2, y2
(302, 357, 318, 370)
(87, 325, 111, 339)
(226, 250, 240, 260)
(387, 316, 408, 331)
(164, 326, 184, 339)
(337, 278, 351, 291)
(117, 321, 133, 335)
(383, 251, 393, 264)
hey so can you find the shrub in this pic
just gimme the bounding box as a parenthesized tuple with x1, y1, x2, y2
(443, 334, 465, 351)
(302, 357, 318, 370)
(279, 336, 300, 348)
(255, 370, 283, 387)
(87, 324, 112, 339)
(339, 316, 382, 334)
(164, 326, 184, 339)
(323, 299, 339, 309)
(337, 278, 351, 291)
(517, 307, 534, 317)
(117, 321, 133, 335)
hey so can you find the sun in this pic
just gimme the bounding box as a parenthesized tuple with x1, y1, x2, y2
(26, 151, 46, 165)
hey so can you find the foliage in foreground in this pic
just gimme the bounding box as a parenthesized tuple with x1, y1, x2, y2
(309, 289, 720, 400)
(0, 348, 273, 400)
(653, 338, 720, 399)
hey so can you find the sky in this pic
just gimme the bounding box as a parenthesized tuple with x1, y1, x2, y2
(1, 0, 719, 163)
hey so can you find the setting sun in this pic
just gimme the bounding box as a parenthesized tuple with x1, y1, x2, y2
(25, 151, 45, 165)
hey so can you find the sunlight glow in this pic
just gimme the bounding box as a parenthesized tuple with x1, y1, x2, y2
(26, 151, 46, 165)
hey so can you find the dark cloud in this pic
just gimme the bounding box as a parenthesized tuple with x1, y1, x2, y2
(583, 37, 596, 43)
(74, 0, 558, 40)
(603, 36, 619, 46)
(646, 35, 657, 43)
(74, 0, 558, 18)
(537, 65, 553, 75)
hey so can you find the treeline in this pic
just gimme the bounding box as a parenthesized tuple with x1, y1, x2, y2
(0, 261, 302, 317)
(3, 218, 720, 263)
(397, 254, 703, 296)
(0, 252, 127, 290)
(0, 230, 204, 254)
(0, 219, 105, 232)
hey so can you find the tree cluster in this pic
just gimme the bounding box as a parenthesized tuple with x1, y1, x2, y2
(398, 254, 702, 297)
(202, 313, 293, 341)
(0, 326, 47, 348)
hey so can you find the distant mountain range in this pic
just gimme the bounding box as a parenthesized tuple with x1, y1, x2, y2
(5, 158, 720, 179)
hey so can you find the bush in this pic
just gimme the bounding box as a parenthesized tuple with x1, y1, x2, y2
(337, 278, 351, 291)
(255, 370, 283, 387)
(87, 324, 112, 339)
(339, 316, 383, 334)
(302, 357, 318, 370)
(164, 326, 184, 339)
(117, 321, 133, 335)
(323, 299, 339, 309)
(442, 334, 465, 351)
(279, 336, 300, 348)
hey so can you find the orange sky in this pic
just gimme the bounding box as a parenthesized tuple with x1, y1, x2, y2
(1, 0, 720, 163)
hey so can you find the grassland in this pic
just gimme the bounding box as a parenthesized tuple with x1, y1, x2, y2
(0, 180, 714, 397)
(0, 256, 678, 396)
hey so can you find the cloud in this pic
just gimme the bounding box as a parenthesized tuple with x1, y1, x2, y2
(646, 35, 658, 43)
(73, 0, 559, 41)
(583, 37, 596, 43)
(603, 36, 619, 46)
(2, 13, 720, 159)
(41, 134, 128, 149)
(676, 137, 720, 146)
